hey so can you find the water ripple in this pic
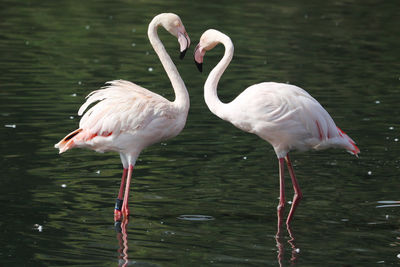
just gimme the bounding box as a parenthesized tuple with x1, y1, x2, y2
(177, 214, 215, 221)
(376, 200, 400, 208)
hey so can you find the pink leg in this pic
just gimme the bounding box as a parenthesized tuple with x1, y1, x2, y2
(118, 168, 128, 199)
(285, 154, 303, 225)
(114, 168, 128, 222)
(277, 158, 286, 231)
(121, 165, 134, 218)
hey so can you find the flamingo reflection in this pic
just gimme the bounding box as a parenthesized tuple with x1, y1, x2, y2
(115, 218, 129, 267)
(276, 219, 300, 266)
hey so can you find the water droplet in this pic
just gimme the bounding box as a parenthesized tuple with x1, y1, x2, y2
(295, 248, 300, 253)
(397, 253, 400, 259)
(25, 41, 29, 45)
(131, 43, 136, 47)
(71, 93, 77, 97)
(4, 124, 16, 128)
(148, 67, 153, 72)
(33, 224, 43, 232)
(164, 230, 175, 235)
(85, 25, 90, 30)
(395, 138, 399, 142)
(61, 184, 67, 188)
(243, 156, 247, 160)
(375, 100, 380, 104)
(367, 171, 372, 175)
(389, 126, 394, 130)
(132, 28, 136, 33)
(145, 51, 149, 55)
(96, 170, 101, 174)
(385, 214, 389, 219)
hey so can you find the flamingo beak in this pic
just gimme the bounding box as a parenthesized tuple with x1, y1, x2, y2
(178, 31, 190, 59)
(194, 43, 205, 72)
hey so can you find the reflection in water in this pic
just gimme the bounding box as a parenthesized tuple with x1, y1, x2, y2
(376, 200, 400, 208)
(276, 218, 300, 266)
(177, 214, 215, 221)
(115, 219, 129, 267)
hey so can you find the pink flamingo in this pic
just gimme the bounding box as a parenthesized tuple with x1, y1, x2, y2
(194, 29, 359, 225)
(55, 13, 190, 221)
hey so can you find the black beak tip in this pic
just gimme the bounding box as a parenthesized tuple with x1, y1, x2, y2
(180, 49, 188, 60)
(195, 61, 203, 73)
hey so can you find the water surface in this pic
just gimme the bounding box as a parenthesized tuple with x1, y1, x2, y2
(1, 0, 399, 266)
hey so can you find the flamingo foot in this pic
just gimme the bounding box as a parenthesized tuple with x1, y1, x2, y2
(122, 209, 129, 219)
(114, 210, 122, 222)
(121, 204, 130, 219)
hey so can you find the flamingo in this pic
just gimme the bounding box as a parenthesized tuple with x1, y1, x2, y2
(55, 13, 190, 221)
(194, 29, 359, 225)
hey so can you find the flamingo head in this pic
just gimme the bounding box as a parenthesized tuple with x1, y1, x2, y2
(194, 29, 226, 72)
(159, 13, 191, 59)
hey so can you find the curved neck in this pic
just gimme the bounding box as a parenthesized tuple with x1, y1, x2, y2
(204, 35, 233, 118)
(148, 16, 189, 113)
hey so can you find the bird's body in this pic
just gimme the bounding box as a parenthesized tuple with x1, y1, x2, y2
(194, 29, 359, 226)
(57, 80, 187, 160)
(55, 13, 191, 221)
(217, 81, 358, 158)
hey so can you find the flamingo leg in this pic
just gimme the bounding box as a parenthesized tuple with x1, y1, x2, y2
(285, 154, 303, 225)
(114, 168, 128, 222)
(121, 164, 134, 218)
(277, 157, 286, 230)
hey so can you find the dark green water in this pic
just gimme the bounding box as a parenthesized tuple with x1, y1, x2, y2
(1, 0, 399, 266)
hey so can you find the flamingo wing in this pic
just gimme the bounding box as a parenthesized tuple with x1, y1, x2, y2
(228, 82, 358, 157)
(78, 80, 170, 136)
(55, 80, 173, 154)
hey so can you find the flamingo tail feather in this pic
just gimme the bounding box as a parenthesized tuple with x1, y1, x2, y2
(337, 127, 360, 156)
(54, 129, 83, 154)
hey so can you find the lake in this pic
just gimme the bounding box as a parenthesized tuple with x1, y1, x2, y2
(1, 0, 399, 266)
